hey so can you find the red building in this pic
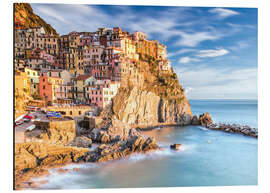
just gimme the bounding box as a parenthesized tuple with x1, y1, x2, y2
(39, 75, 63, 102)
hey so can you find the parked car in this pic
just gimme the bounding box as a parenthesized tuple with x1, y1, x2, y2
(46, 111, 62, 118)
(15, 120, 24, 127)
(23, 114, 34, 122)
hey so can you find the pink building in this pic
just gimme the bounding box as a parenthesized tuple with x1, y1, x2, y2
(85, 79, 111, 108)
(86, 86, 103, 108)
(44, 53, 56, 66)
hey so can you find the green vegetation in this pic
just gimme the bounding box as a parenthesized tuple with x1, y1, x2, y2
(136, 53, 185, 105)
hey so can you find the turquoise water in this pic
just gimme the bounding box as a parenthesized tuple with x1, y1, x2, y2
(190, 99, 258, 127)
(35, 100, 258, 189)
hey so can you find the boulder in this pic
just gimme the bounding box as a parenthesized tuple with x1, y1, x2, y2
(199, 112, 213, 127)
(67, 136, 92, 148)
(89, 127, 140, 143)
(170, 144, 181, 150)
(80, 136, 159, 163)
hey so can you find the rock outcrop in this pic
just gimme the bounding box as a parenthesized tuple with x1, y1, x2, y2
(197, 113, 258, 138)
(79, 135, 158, 163)
(14, 3, 58, 36)
(89, 127, 140, 143)
(67, 136, 92, 148)
(112, 55, 192, 128)
(199, 112, 213, 126)
(206, 123, 258, 138)
(14, 142, 89, 189)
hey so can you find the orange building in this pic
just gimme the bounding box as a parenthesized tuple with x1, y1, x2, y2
(39, 75, 63, 102)
(136, 39, 157, 58)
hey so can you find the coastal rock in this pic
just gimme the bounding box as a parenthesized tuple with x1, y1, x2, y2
(80, 136, 158, 163)
(112, 55, 192, 128)
(206, 123, 258, 138)
(170, 144, 181, 150)
(14, 142, 89, 189)
(89, 126, 140, 143)
(199, 113, 213, 127)
(67, 136, 92, 148)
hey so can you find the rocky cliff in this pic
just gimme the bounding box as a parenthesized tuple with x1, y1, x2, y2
(112, 55, 192, 127)
(14, 3, 58, 36)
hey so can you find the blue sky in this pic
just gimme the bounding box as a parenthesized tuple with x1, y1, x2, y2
(31, 4, 258, 99)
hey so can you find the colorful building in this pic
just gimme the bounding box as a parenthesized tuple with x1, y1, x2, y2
(39, 75, 63, 102)
(102, 81, 120, 108)
(15, 70, 31, 95)
(25, 68, 39, 97)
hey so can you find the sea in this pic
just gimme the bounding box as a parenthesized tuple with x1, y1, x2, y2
(32, 99, 258, 189)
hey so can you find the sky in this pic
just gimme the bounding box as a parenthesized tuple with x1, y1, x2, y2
(31, 4, 258, 99)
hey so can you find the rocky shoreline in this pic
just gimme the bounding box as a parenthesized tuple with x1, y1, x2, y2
(194, 113, 258, 138)
(206, 123, 258, 138)
(15, 112, 257, 190)
(14, 126, 159, 190)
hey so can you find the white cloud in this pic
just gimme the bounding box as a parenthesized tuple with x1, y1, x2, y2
(35, 5, 69, 24)
(196, 48, 229, 58)
(209, 8, 240, 19)
(176, 31, 221, 47)
(179, 56, 200, 64)
(167, 49, 196, 58)
(175, 65, 257, 99)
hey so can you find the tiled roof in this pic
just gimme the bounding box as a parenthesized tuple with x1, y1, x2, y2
(75, 74, 91, 81)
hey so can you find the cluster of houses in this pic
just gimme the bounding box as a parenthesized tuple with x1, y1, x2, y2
(14, 26, 171, 109)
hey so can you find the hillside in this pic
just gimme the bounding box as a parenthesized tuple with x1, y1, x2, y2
(14, 3, 58, 36)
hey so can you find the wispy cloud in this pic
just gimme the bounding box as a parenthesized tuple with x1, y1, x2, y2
(35, 4, 69, 24)
(196, 48, 229, 58)
(176, 31, 221, 47)
(175, 65, 257, 99)
(179, 56, 200, 64)
(209, 8, 240, 19)
(167, 48, 196, 58)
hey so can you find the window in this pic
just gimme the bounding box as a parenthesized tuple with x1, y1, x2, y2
(79, 111, 81, 115)
(70, 111, 72, 115)
(43, 85, 45, 89)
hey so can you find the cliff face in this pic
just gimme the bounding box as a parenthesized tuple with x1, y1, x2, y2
(14, 3, 58, 36)
(112, 55, 192, 127)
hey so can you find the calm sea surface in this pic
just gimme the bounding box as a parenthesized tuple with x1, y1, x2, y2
(34, 99, 258, 189)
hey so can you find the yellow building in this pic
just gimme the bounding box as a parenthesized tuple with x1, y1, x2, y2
(25, 68, 39, 98)
(123, 37, 138, 60)
(15, 71, 31, 95)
